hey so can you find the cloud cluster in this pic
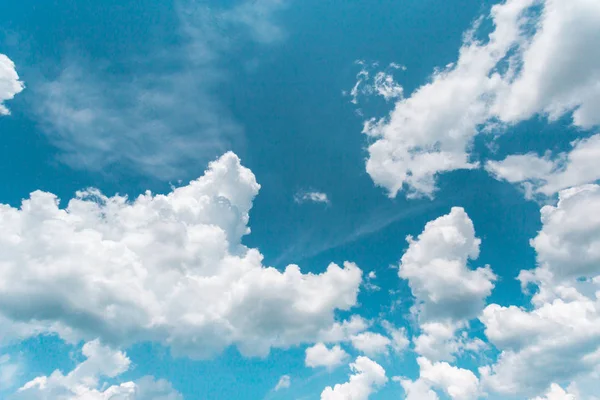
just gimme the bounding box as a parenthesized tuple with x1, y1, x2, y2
(0, 152, 363, 358)
(0, 54, 24, 115)
(480, 185, 600, 397)
(12, 340, 181, 400)
(359, 0, 600, 198)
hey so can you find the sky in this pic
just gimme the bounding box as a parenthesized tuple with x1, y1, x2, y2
(0, 0, 599, 399)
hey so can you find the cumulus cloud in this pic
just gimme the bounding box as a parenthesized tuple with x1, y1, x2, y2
(305, 343, 349, 370)
(274, 375, 291, 391)
(480, 185, 600, 397)
(399, 207, 495, 322)
(531, 384, 577, 400)
(350, 332, 391, 357)
(294, 190, 330, 205)
(13, 340, 181, 400)
(358, 0, 600, 198)
(320, 356, 387, 400)
(402, 357, 480, 400)
(0, 152, 363, 358)
(0, 54, 24, 115)
(486, 134, 600, 198)
(397, 207, 495, 363)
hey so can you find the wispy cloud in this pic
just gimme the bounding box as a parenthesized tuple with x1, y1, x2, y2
(274, 375, 291, 391)
(294, 190, 330, 205)
(33, 0, 288, 179)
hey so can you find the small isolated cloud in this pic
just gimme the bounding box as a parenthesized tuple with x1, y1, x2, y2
(0, 54, 24, 115)
(348, 61, 404, 105)
(294, 190, 330, 205)
(274, 375, 291, 391)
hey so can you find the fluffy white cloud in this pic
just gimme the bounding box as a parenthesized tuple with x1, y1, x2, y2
(305, 343, 349, 370)
(399, 207, 496, 323)
(480, 185, 600, 397)
(0, 152, 363, 358)
(399, 378, 439, 400)
(398, 357, 479, 400)
(359, 0, 600, 197)
(13, 340, 181, 400)
(274, 375, 291, 391)
(0, 54, 24, 116)
(320, 357, 387, 400)
(531, 384, 577, 400)
(350, 332, 391, 357)
(397, 208, 495, 362)
(486, 134, 600, 198)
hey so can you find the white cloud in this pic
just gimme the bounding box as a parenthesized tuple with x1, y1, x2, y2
(398, 357, 480, 400)
(13, 340, 181, 400)
(0, 152, 363, 358)
(0, 54, 24, 116)
(294, 191, 330, 205)
(350, 332, 391, 357)
(320, 357, 387, 400)
(417, 357, 480, 400)
(399, 207, 496, 323)
(305, 343, 349, 370)
(274, 375, 291, 391)
(480, 185, 600, 397)
(359, 0, 600, 198)
(486, 134, 600, 198)
(399, 378, 439, 400)
(381, 321, 409, 354)
(530, 384, 577, 400)
(397, 208, 495, 362)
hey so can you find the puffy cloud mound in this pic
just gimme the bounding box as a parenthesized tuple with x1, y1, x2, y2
(305, 343, 349, 370)
(531, 384, 577, 400)
(0, 152, 363, 358)
(0, 54, 24, 115)
(360, 0, 600, 197)
(399, 207, 496, 323)
(398, 208, 495, 362)
(480, 185, 600, 397)
(399, 357, 480, 400)
(13, 340, 181, 400)
(320, 356, 387, 400)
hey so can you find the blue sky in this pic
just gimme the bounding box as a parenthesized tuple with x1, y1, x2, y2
(1, 0, 600, 399)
